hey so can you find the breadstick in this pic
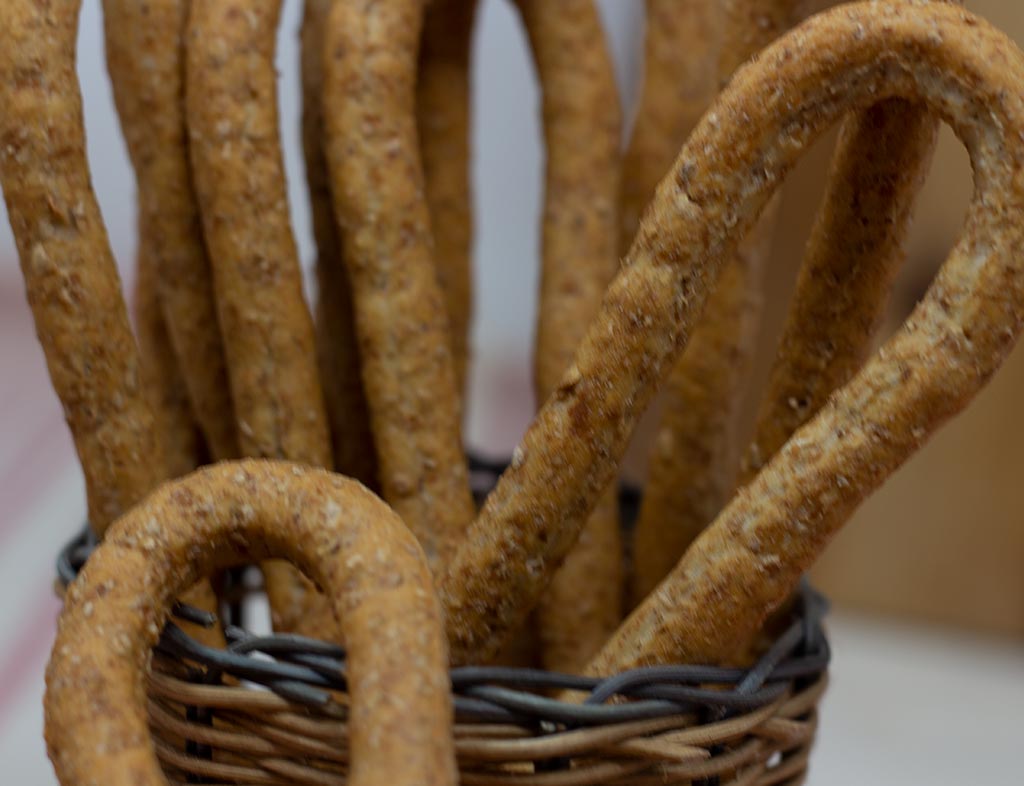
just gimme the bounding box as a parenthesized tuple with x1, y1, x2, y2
(103, 0, 237, 461)
(45, 461, 455, 786)
(514, 0, 623, 673)
(0, 0, 222, 647)
(742, 100, 940, 479)
(187, 0, 335, 635)
(0, 0, 162, 534)
(302, 0, 379, 487)
(585, 1, 1024, 671)
(134, 219, 205, 479)
(417, 0, 478, 400)
(442, 0, 1024, 666)
(323, 0, 475, 571)
(630, 0, 810, 604)
(624, 0, 723, 604)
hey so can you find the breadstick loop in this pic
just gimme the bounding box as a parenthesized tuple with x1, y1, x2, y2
(45, 460, 455, 786)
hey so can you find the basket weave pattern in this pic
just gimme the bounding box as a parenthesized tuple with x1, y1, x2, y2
(58, 505, 829, 786)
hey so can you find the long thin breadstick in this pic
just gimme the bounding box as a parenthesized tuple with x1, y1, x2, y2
(103, 0, 237, 461)
(323, 0, 475, 572)
(585, 1, 1024, 671)
(187, 0, 335, 635)
(134, 221, 205, 479)
(630, 0, 805, 604)
(442, 1, 1024, 666)
(301, 0, 378, 487)
(417, 0, 478, 400)
(625, 0, 724, 605)
(742, 99, 940, 479)
(515, 0, 623, 673)
(0, 0, 222, 645)
(0, 0, 163, 534)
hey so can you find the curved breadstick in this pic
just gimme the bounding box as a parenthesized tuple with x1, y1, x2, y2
(103, 0, 237, 461)
(134, 221, 205, 479)
(301, 0, 379, 487)
(187, 0, 335, 634)
(443, 1, 1024, 666)
(0, 0, 162, 534)
(515, 0, 623, 673)
(585, 1, 1024, 671)
(625, 0, 724, 604)
(45, 461, 455, 786)
(323, 0, 475, 571)
(630, 0, 807, 603)
(742, 99, 940, 479)
(417, 0, 478, 400)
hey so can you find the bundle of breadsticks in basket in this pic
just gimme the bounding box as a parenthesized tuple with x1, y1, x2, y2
(3, 0, 1024, 784)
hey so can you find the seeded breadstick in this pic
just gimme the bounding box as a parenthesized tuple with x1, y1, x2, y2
(742, 101, 940, 479)
(585, 1, 1024, 672)
(45, 461, 455, 786)
(417, 0, 478, 400)
(323, 0, 475, 571)
(0, 0, 222, 645)
(0, 0, 163, 534)
(301, 0, 379, 487)
(187, 0, 335, 635)
(443, 1, 1024, 666)
(624, 0, 723, 604)
(103, 0, 237, 461)
(514, 0, 623, 673)
(630, 0, 805, 604)
(134, 221, 205, 479)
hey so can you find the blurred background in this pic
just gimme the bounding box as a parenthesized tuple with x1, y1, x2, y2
(0, 0, 1021, 781)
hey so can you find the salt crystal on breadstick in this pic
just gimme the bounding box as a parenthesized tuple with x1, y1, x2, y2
(417, 0, 478, 401)
(301, 0, 379, 487)
(187, 0, 335, 635)
(323, 0, 475, 572)
(444, 1, 1024, 667)
(515, 0, 624, 673)
(103, 0, 238, 462)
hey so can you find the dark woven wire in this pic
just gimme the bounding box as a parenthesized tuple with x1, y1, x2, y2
(56, 454, 829, 730)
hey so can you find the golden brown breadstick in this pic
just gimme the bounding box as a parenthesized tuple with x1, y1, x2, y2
(417, 0, 478, 400)
(187, 0, 335, 635)
(45, 461, 455, 786)
(302, 0, 379, 487)
(443, 1, 1024, 666)
(515, 0, 623, 673)
(134, 220, 205, 479)
(586, 1, 1024, 672)
(624, 0, 724, 604)
(1, 0, 223, 648)
(618, 0, 720, 247)
(630, 0, 806, 604)
(323, 0, 475, 571)
(0, 0, 161, 534)
(103, 0, 238, 461)
(742, 99, 940, 479)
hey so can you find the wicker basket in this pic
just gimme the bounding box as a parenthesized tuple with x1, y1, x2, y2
(55, 458, 830, 786)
